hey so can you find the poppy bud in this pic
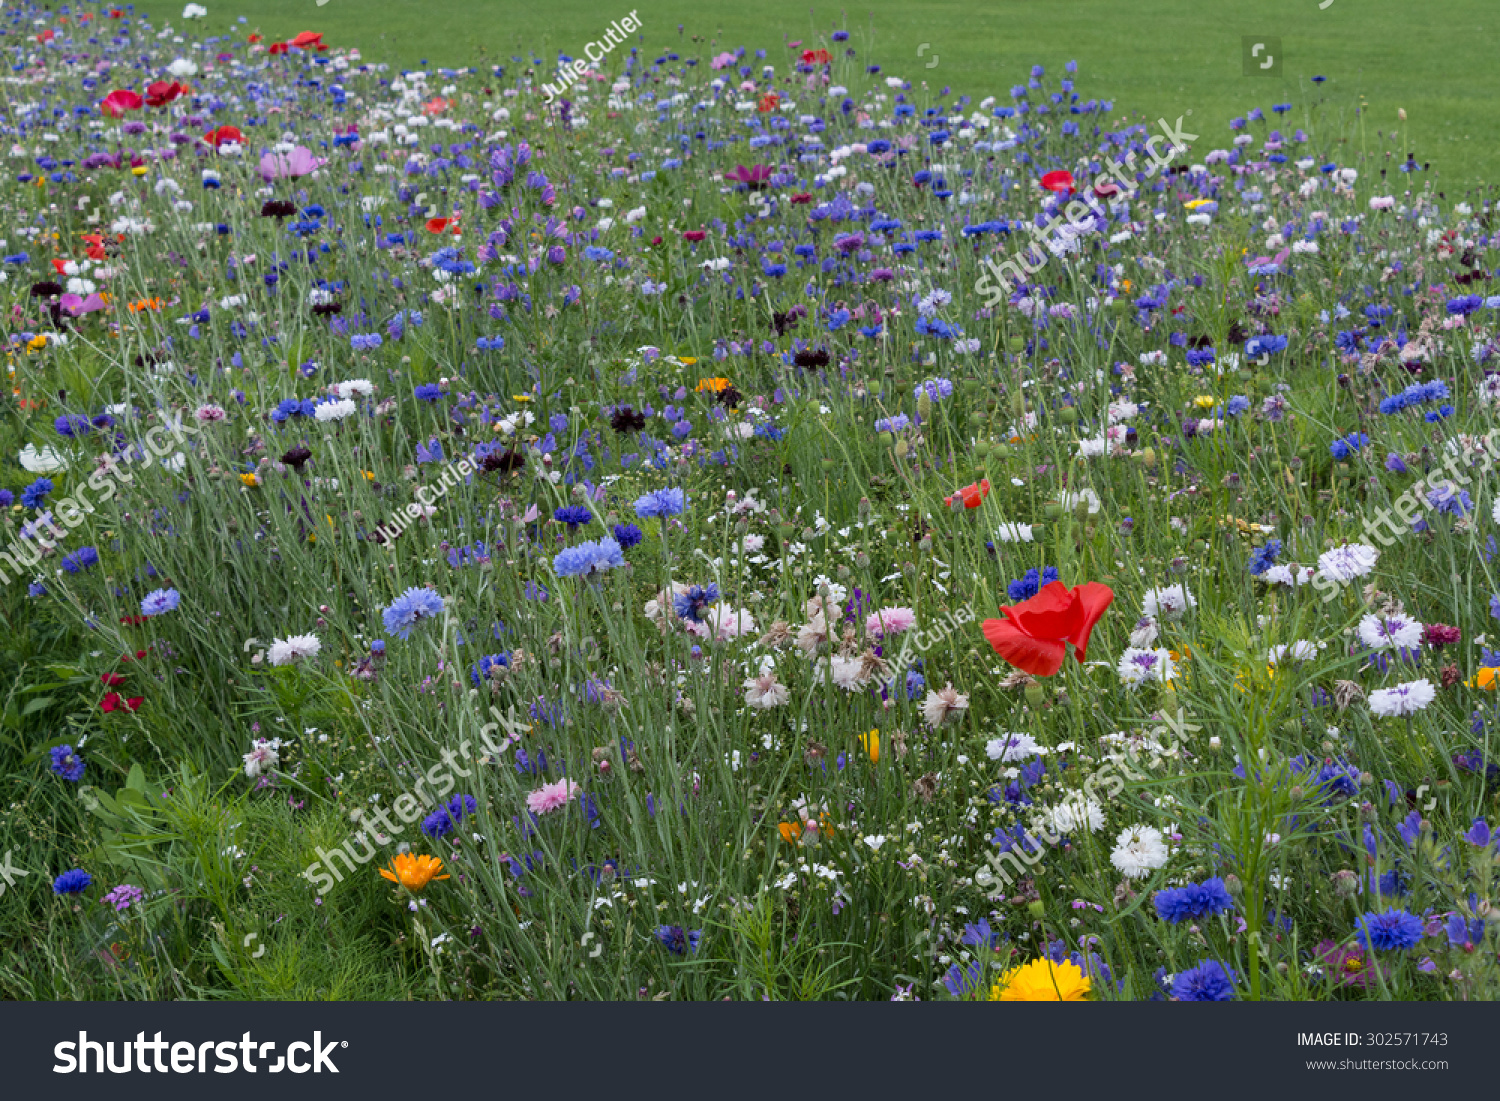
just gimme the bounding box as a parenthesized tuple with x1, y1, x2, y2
(974, 440, 990, 457)
(1024, 682, 1045, 707)
(1058, 407, 1078, 424)
(916, 392, 933, 422)
(894, 439, 909, 459)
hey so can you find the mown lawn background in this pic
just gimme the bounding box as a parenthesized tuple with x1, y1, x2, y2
(198, 0, 1500, 183)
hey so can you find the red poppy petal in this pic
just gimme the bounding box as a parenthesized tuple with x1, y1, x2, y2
(982, 618, 1067, 677)
(1067, 582, 1115, 662)
(1003, 581, 1082, 641)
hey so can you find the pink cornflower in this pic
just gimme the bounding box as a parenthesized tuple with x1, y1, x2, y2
(865, 607, 916, 638)
(526, 778, 580, 816)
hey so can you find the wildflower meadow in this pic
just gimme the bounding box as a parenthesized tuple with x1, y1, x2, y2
(5, 0, 1500, 1007)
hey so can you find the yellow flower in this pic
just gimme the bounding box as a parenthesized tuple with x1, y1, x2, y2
(512, 394, 533, 403)
(695, 377, 730, 393)
(858, 729, 880, 764)
(990, 958, 1091, 1001)
(239, 472, 258, 487)
(1467, 667, 1500, 690)
(130, 165, 147, 177)
(27, 334, 47, 351)
(1193, 395, 1217, 409)
(678, 356, 698, 365)
(379, 853, 450, 891)
(361, 470, 375, 481)
(1184, 198, 1213, 210)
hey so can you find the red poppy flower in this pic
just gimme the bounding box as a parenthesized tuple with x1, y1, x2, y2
(943, 478, 990, 510)
(982, 581, 1114, 677)
(120, 615, 147, 626)
(682, 230, 706, 242)
(247, 33, 262, 43)
(268, 41, 289, 55)
(757, 93, 780, 113)
(100, 89, 143, 118)
(36, 29, 55, 43)
(425, 216, 460, 235)
(204, 125, 244, 148)
(145, 80, 183, 107)
(100, 693, 143, 713)
(110, 9, 124, 17)
(290, 31, 323, 49)
(121, 650, 148, 662)
(1040, 170, 1075, 195)
(801, 48, 832, 65)
(101, 673, 125, 687)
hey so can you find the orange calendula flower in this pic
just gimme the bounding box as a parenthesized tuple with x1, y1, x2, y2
(1467, 667, 1500, 690)
(239, 472, 258, 487)
(990, 957, 1091, 1001)
(695, 377, 730, 393)
(778, 821, 803, 843)
(379, 853, 449, 891)
(128, 297, 162, 313)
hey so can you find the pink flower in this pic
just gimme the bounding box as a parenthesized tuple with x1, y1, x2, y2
(526, 778, 580, 815)
(258, 145, 328, 181)
(710, 52, 736, 70)
(59, 292, 108, 316)
(865, 607, 916, 638)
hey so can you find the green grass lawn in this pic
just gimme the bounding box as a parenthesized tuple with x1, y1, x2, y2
(205, 0, 1498, 184)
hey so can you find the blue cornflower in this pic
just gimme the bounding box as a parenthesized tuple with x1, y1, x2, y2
(553, 505, 593, 529)
(552, 537, 624, 578)
(422, 793, 479, 839)
(635, 487, 686, 518)
(470, 652, 512, 685)
(1006, 566, 1059, 602)
(1247, 539, 1281, 576)
(654, 925, 702, 955)
(413, 383, 444, 402)
(140, 588, 180, 617)
(673, 583, 719, 622)
(612, 522, 643, 549)
(1172, 960, 1237, 1001)
(1490, 593, 1500, 622)
(1355, 908, 1425, 951)
(381, 587, 445, 639)
(50, 744, 85, 781)
(53, 869, 92, 895)
(1225, 395, 1251, 416)
(1154, 878, 1235, 924)
(61, 546, 99, 573)
(1244, 334, 1287, 358)
(1329, 432, 1369, 460)
(20, 477, 53, 509)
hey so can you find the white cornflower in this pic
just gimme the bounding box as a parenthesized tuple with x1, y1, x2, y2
(994, 522, 1035, 543)
(314, 398, 357, 422)
(1142, 585, 1196, 620)
(1129, 616, 1159, 647)
(742, 671, 789, 709)
(267, 634, 322, 666)
(1367, 678, 1436, 718)
(1109, 825, 1169, 877)
(1317, 543, 1378, 582)
(1116, 647, 1176, 687)
(921, 683, 969, 728)
(1268, 640, 1320, 665)
(242, 738, 281, 779)
(986, 732, 1043, 762)
(1042, 795, 1105, 835)
(1356, 614, 1423, 651)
